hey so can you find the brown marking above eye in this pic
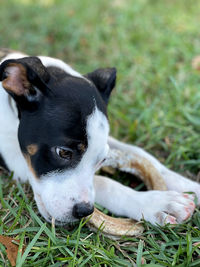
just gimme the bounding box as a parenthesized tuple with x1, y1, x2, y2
(77, 143, 86, 153)
(27, 144, 38, 156)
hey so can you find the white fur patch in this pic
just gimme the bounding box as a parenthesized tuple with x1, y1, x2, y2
(0, 82, 30, 182)
(2, 52, 28, 61)
(94, 175, 195, 225)
(38, 56, 84, 78)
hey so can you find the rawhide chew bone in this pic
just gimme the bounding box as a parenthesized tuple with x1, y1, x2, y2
(87, 148, 167, 238)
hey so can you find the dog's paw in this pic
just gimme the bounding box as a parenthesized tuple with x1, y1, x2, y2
(136, 191, 195, 225)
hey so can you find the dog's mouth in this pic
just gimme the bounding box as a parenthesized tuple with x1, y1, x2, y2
(35, 193, 79, 225)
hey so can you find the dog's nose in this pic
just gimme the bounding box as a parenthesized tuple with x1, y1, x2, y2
(72, 202, 94, 219)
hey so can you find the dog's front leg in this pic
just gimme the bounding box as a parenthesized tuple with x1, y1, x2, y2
(108, 136, 200, 204)
(94, 175, 195, 225)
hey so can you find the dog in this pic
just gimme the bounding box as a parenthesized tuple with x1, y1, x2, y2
(0, 48, 199, 226)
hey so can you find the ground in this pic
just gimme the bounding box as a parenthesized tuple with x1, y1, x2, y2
(0, 0, 200, 266)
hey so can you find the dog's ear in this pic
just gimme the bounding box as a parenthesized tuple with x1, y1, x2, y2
(0, 57, 50, 108)
(85, 68, 116, 104)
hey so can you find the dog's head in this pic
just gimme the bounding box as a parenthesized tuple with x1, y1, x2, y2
(0, 57, 116, 224)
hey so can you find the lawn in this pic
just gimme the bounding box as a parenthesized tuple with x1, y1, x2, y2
(0, 0, 200, 266)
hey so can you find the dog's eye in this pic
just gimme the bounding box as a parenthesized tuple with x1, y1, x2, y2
(56, 147, 73, 160)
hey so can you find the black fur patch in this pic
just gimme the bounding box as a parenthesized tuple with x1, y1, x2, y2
(17, 72, 107, 177)
(47, 66, 72, 80)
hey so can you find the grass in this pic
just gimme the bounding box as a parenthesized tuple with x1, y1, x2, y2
(0, 0, 200, 266)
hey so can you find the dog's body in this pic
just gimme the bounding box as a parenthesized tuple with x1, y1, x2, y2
(0, 49, 199, 225)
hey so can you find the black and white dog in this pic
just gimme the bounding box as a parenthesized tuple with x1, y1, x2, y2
(0, 49, 199, 226)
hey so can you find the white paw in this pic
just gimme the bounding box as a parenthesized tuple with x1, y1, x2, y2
(136, 190, 195, 225)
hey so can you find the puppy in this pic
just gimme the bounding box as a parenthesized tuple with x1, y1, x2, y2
(0, 49, 199, 225)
